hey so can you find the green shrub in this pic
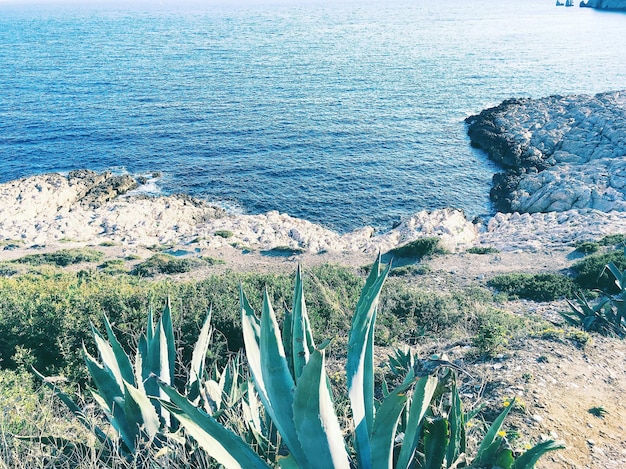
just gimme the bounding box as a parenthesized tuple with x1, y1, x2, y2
(12, 248, 104, 267)
(487, 273, 577, 301)
(389, 264, 431, 277)
(260, 246, 306, 256)
(599, 234, 626, 246)
(214, 230, 234, 239)
(471, 309, 526, 357)
(0, 262, 20, 277)
(131, 254, 205, 277)
(387, 237, 447, 259)
(466, 246, 500, 254)
(200, 256, 226, 266)
(98, 259, 128, 275)
(572, 250, 626, 292)
(574, 242, 600, 254)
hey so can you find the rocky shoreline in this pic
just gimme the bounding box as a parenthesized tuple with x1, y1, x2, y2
(466, 91, 626, 214)
(1, 168, 625, 260)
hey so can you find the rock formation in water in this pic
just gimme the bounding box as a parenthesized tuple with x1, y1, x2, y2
(580, 0, 626, 11)
(466, 91, 626, 214)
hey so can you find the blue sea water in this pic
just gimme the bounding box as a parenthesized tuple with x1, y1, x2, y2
(1, 0, 625, 233)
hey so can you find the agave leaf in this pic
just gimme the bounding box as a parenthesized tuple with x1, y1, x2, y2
(283, 306, 294, 378)
(446, 377, 466, 466)
(475, 398, 516, 465)
(240, 288, 269, 406)
(512, 440, 565, 469)
(396, 375, 438, 469)
(292, 264, 313, 382)
(102, 315, 135, 386)
(258, 289, 308, 466)
(293, 347, 350, 469)
(188, 309, 213, 403)
(346, 255, 390, 469)
(123, 381, 161, 440)
(423, 417, 448, 469)
(158, 382, 271, 469)
(32, 367, 112, 448)
(606, 262, 623, 290)
(91, 323, 128, 392)
(160, 298, 176, 388)
(370, 381, 410, 469)
(82, 344, 123, 407)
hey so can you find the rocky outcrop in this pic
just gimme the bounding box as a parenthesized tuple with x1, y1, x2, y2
(580, 0, 626, 10)
(2, 171, 626, 254)
(466, 91, 626, 213)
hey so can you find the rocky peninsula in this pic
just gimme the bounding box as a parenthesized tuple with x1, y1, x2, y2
(466, 91, 626, 214)
(580, 0, 626, 10)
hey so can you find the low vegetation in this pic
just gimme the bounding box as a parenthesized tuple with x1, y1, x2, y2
(11, 248, 104, 267)
(487, 273, 577, 302)
(386, 237, 447, 259)
(466, 246, 500, 255)
(21, 260, 561, 468)
(132, 253, 208, 277)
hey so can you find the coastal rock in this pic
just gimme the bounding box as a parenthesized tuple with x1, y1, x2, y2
(2, 171, 626, 255)
(466, 91, 626, 213)
(580, 0, 626, 10)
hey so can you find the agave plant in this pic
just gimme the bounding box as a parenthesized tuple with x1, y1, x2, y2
(33, 299, 221, 460)
(159, 257, 563, 468)
(561, 255, 626, 337)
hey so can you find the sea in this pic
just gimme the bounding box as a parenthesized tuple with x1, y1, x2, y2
(1, 0, 625, 233)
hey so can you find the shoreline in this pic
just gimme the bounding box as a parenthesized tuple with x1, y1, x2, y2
(1, 170, 626, 268)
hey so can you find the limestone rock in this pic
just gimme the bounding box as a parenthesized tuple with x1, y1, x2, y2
(466, 91, 626, 213)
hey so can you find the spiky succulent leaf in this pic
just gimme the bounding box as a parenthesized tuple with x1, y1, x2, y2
(188, 309, 213, 403)
(370, 381, 410, 469)
(292, 264, 314, 381)
(293, 347, 350, 469)
(423, 417, 448, 469)
(123, 381, 161, 441)
(159, 382, 271, 469)
(396, 375, 438, 469)
(346, 255, 390, 469)
(475, 398, 516, 465)
(257, 289, 307, 466)
(446, 377, 466, 466)
(512, 440, 565, 469)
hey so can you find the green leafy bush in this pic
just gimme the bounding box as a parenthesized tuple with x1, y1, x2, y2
(572, 250, 626, 292)
(214, 230, 234, 239)
(472, 309, 523, 357)
(487, 273, 577, 301)
(12, 248, 104, 267)
(131, 254, 206, 276)
(386, 237, 447, 259)
(599, 234, 626, 246)
(574, 242, 600, 254)
(466, 246, 500, 254)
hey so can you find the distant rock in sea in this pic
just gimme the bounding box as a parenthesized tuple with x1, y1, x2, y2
(466, 91, 626, 214)
(580, 0, 626, 11)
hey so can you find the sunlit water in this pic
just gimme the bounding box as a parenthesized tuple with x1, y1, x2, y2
(1, 0, 625, 232)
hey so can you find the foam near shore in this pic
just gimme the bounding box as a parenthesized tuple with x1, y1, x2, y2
(1, 170, 625, 261)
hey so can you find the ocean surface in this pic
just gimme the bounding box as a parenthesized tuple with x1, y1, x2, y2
(1, 0, 625, 233)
